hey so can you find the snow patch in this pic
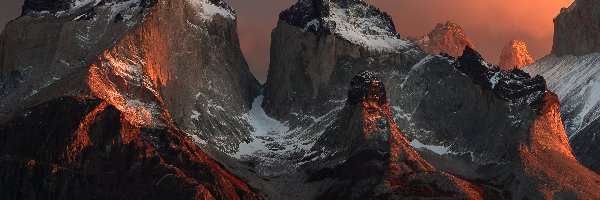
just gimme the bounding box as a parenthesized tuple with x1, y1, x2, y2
(190, 0, 235, 20)
(320, 3, 409, 52)
(233, 96, 290, 159)
(490, 72, 501, 89)
(410, 139, 455, 155)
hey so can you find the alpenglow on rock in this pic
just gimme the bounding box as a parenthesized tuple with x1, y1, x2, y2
(499, 39, 534, 70)
(0, 0, 262, 198)
(553, 0, 600, 56)
(523, 0, 600, 174)
(409, 21, 475, 57)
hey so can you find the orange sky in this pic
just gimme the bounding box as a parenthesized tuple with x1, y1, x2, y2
(227, 0, 573, 82)
(0, 0, 574, 82)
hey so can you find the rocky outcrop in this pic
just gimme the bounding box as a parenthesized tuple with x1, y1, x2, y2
(394, 47, 600, 199)
(0, 0, 262, 198)
(409, 21, 475, 57)
(499, 39, 534, 70)
(304, 72, 484, 199)
(552, 0, 600, 56)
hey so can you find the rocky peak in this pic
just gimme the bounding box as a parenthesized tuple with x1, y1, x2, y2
(410, 21, 475, 57)
(499, 39, 534, 70)
(278, 0, 407, 51)
(553, 0, 600, 56)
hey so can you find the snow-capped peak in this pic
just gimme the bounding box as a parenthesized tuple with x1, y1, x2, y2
(280, 0, 411, 52)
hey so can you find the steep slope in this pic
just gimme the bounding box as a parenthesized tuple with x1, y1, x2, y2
(499, 39, 533, 70)
(524, 54, 600, 172)
(395, 46, 600, 199)
(523, 0, 600, 173)
(304, 72, 484, 199)
(409, 21, 475, 57)
(0, 97, 261, 199)
(0, 0, 262, 198)
(0, 0, 261, 154)
(262, 0, 424, 154)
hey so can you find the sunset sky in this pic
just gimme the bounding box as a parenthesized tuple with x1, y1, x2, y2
(0, 0, 574, 82)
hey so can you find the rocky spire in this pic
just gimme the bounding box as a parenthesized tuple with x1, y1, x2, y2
(410, 21, 475, 57)
(499, 39, 534, 70)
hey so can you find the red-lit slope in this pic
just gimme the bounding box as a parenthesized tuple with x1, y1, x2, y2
(0, 97, 261, 199)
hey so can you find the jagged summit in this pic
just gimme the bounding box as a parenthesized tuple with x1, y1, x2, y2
(278, 0, 409, 51)
(499, 39, 534, 70)
(453, 46, 547, 108)
(410, 21, 475, 57)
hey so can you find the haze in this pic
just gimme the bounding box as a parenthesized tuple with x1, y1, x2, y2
(0, 0, 573, 82)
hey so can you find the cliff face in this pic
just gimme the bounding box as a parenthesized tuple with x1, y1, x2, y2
(0, 0, 261, 198)
(394, 47, 600, 199)
(552, 0, 600, 56)
(409, 21, 475, 57)
(305, 72, 483, 199)
(499, 39, 534, 70)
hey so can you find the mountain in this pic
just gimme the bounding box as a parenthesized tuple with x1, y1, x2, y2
(0, 0, 261, 198)
(409, 21, 475, 57)
(523, 0, 600, 173)
(304, 71, 485, 199)
(394, 46, 600, 199)
(263, 0, 424, 122)
(260, 0, 425, 164)
(1, 0, 261, 155)
(499, 39, 533, 70)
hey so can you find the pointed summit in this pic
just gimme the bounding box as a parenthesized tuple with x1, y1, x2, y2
(499, 39, 534, 70)
(410, 21, 475, 57)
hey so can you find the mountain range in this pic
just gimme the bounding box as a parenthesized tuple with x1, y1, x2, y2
(1, 0, 599, 199)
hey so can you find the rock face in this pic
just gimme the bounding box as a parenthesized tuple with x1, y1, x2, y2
(394, 46, 600, 199)
(553, 0, 600, 56)
(305, 72, 484, 199)
(499, 39, 534, 70)
(0, 0, 261, 198)
(263, 0, 424, 142)
(409, 21, 475, 57)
